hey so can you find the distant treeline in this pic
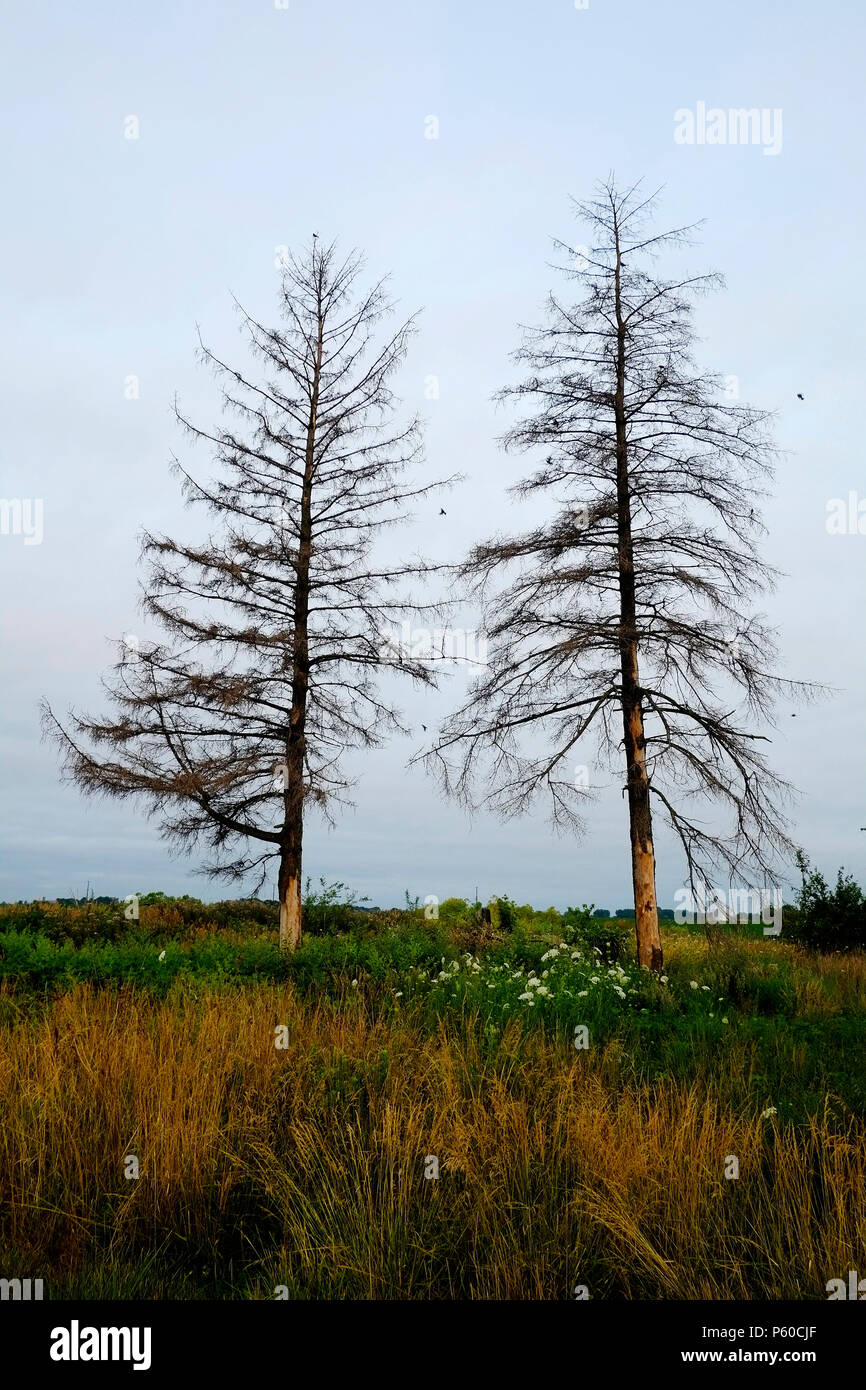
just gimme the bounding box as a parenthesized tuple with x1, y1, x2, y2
(6, 893, 675, 917)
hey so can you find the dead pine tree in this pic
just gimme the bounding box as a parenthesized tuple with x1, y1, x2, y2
(43, 241, 454, 950)
(423, 179, 821, 973)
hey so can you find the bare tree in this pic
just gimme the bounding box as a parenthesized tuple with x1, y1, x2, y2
(43, 241, 453, 949)
(423, 179, 820, 972)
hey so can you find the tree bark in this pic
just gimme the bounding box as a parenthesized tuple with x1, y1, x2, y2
(620, 654, 662, 970)
(278, 840, 302, 952)
(613, 221, 663, 974)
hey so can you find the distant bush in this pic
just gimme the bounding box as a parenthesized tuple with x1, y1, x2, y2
(561, 904, 595, 935)
(786, 852, 866, 954)
(302, 878, 371, 936)
(436, 897, 475, 926)
(490, 894, 519, 932)
(140, 897, 279, 930)
(0, 900, 126, 946)
(561, 904, 629, 964)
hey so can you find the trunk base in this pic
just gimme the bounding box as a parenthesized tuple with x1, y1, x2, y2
(279, 876, 302, 952)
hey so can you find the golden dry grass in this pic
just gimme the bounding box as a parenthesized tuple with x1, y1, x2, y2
(1, 977, 863, 1299)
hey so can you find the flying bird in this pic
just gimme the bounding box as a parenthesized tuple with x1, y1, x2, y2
(797, 393, 804, 400)
(421, 724, 427, 732)
(439, 508, 446, 515)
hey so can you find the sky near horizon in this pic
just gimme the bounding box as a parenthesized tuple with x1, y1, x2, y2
(1, 0, 864, 908)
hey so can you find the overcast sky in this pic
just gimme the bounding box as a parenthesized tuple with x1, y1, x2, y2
(1, 0, 864, 909)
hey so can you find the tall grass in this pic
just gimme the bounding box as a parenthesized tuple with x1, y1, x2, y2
(1, 963, 863, 1299)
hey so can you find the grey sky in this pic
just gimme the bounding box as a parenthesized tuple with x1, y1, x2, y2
(2, 0, 864, 908)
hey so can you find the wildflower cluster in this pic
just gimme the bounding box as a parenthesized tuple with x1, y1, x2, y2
(389, 942, 651, 1027)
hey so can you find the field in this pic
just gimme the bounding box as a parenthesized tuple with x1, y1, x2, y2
(1, 894, 864, 1300)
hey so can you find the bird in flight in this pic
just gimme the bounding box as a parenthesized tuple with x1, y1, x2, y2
(439, 508, 447, 515)
(797, 393, 804, 400)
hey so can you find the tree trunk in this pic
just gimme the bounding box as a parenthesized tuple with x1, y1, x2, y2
(280, 828, 304, 950)
(278, 264, 324, 952)
(613, 224, 663, 974)
(620, 665, 662, 971)
(278, 722, 306, 951)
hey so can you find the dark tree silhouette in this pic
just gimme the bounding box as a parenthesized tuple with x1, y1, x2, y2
(43, 241, 452, 949)
(423, 179, 820, 972)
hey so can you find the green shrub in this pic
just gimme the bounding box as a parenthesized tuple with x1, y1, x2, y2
(560, 905, 629, 964)
(491, 894, 519, 932)
(786, 852, 866, 954)
(436, 897, 475, 926)
(301, 878, 370, 936)
(0, 900, 127, 945)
